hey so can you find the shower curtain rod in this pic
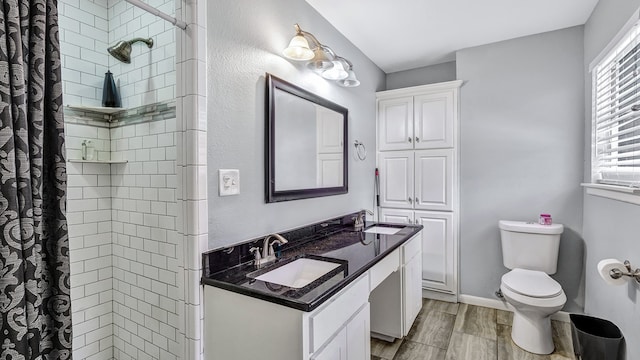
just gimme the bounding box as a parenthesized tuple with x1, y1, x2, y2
(125, 0, 187, 30)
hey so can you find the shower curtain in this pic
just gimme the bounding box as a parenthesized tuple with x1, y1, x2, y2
(0, 0, 71, 359)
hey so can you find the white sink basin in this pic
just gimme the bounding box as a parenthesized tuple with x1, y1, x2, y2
(254, 258, 341, 288)
(363, 226, 401, 235)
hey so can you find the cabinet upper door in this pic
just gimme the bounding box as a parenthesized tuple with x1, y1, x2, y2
(378, 97, 414, 151)
(415, 149, 454, 211)
(414, 91, 454, 149)
(378, 152, 414, 209)
(416, 211, 455, 294)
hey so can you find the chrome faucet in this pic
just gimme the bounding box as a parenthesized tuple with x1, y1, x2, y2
(250, 233, 288, 267)
(353, 210, 374, 231)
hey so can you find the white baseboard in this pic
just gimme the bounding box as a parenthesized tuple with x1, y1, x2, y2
(458, 294, 571, 323)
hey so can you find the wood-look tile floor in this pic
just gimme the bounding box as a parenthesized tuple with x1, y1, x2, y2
(371, 300, 576, 360)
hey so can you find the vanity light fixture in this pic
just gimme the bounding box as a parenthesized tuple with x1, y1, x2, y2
(282, 24, 360, 87)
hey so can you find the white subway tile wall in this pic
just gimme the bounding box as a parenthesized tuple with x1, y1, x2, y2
(66, 123, 114, 360)
(66, 116, 178, 360)
(60, 0, 175, 108)
(110, 118, 179, 360)
(60, 0, 109, 107)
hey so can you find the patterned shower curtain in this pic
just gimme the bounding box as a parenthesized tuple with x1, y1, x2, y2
(0, 0, 72, 359)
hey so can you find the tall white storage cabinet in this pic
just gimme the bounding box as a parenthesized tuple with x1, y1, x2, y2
(376, 80, 462, 299)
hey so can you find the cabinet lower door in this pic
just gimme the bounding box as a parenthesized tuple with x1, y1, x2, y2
(403, 254, 423, 336)
(416, 211, 455, 294)
(312, 328, 347, 360)
(346, 303, 370, 360)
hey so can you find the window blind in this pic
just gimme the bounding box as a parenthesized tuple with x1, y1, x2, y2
(593, 21, 640, 187)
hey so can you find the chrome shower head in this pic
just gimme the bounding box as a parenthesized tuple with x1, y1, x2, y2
(107, 37, 154, 64)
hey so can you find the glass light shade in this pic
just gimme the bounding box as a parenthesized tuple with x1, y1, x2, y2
(282, 35, 314, 60)
(322, 61, 348, 80)
(306, 47, 335, 72)
(338, 69, 360, 87)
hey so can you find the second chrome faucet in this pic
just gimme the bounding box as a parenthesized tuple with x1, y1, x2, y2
(249, 233, 288, 268)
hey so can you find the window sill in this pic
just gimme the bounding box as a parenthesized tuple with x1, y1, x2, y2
(581, 183, 640, 205)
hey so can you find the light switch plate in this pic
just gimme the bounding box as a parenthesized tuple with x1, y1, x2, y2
(219, 169, 240, 196)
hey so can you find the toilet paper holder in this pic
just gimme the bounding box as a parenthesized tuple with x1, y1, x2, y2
(609, 260, 640, 284)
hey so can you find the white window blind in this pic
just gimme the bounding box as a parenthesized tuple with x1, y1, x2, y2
(593, 21, 640, 187)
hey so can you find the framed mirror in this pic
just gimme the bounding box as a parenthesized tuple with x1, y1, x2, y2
(265, 73, 348, 203)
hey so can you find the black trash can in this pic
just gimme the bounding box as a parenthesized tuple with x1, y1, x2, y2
(570, 314, 624, 360)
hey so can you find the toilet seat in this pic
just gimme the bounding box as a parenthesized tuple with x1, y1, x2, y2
(501, 268, 562, 298)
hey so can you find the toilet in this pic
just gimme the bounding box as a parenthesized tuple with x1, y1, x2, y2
(499, 220, 566, 355)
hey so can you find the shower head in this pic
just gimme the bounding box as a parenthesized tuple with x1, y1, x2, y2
(107, 37, 154, 64)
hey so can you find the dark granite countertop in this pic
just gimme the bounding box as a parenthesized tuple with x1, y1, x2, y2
(202, 212, 423, 312)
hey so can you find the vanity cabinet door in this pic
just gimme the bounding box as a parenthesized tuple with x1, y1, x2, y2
(403, 253, 423, 336)
(378, 151, 414, 209)
(416, 211, 455, 294)
(312, 303, 370, 360)
(378, 97, 414, 151)
(346, 303, 371, 360)
(414, 91, 454, 149)
(312, 328, 347, 360)
(414, 149, 454, 211)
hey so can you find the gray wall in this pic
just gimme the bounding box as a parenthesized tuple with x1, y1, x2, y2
(583, 0, 640, 358)
(206, 0, 385, 248)
(456, 26, 586, 312)
(386, 61, 457, 90)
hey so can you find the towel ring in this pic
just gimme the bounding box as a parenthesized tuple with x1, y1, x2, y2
(354, 140, 366, 161)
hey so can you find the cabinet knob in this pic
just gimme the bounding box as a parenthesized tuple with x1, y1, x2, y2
(408, 197, 413, 204)
(415, 197, 419, 204)
(408, 137, 412, 143)
(415, 219, 419, 225)
(415, 137, 420, 142)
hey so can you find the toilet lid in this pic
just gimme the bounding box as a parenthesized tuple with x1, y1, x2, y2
(502, 269, 562, 298)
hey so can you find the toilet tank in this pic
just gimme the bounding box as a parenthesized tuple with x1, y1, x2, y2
(499, 220, 564, 274)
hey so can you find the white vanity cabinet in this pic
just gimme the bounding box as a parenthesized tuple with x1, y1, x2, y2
(204, 233, 423, 360)
(204, 273, 369, 360)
